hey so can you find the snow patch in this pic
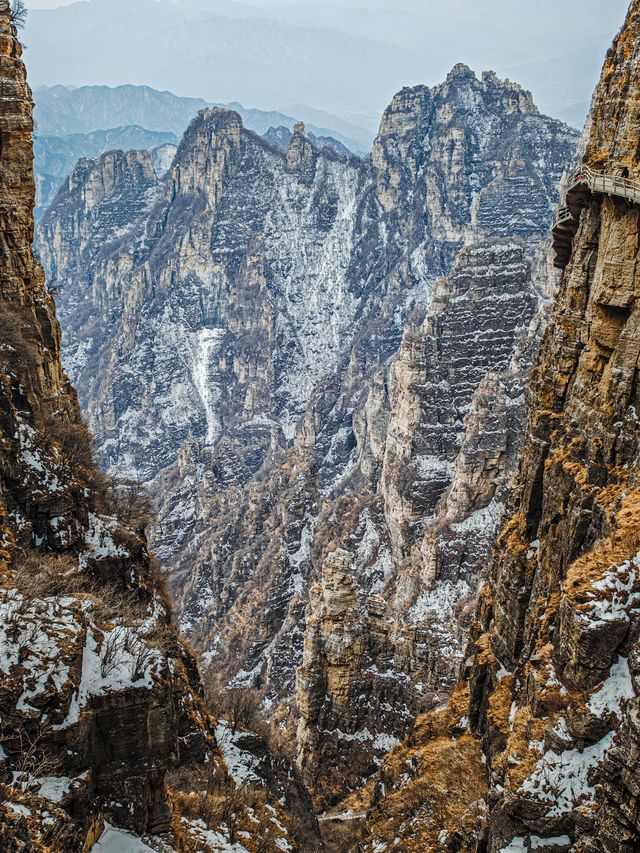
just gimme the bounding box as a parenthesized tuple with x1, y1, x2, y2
(215, 722, 262, 787)
(587, 656, 634, 718)
(520, 731, 615, 815)
(94, 823, 158, 852)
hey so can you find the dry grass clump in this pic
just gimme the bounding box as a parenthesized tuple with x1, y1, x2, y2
(365, 731, 486, 853)
(474, 632, 495, 666)
(89, 585, 150, 626)
(9, 550, 84, 600)
(487, 673, 513, 733)
(497, 511, 531, 561)
(494, 705, 547, 789)
(0, 780, 75, 853)
(170, 767, 291, 852)
(351, 682, 486, 851)
(564, 485, 640, 604)
(174, 782, 253, 843)
(5, 548, 158, 623)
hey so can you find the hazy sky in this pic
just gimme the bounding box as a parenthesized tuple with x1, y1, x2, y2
(26, 1, 76, 6)
(22, 0, 630, 139)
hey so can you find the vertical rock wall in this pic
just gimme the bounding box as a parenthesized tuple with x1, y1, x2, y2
(358, 4, 640, 851)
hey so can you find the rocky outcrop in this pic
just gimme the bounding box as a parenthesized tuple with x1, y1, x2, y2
(357, 2, 640, 850)
(263, 123, 352, 158)
(381, 239, 535, 563)
(295, 238, 541, 801)
(36, 62, 577, 804)
(34, 126, 177, 218)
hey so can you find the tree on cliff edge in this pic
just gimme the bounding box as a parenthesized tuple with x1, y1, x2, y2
(10, 1, 27, 29)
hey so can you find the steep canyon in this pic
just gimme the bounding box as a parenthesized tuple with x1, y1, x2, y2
(36, 63, 578, 799)
(352, 2, 640, 851)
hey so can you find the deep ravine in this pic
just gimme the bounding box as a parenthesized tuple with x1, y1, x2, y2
(0, 4, 321, 850)
(347, 2, 640, 851)
(36, 65, 577, 801)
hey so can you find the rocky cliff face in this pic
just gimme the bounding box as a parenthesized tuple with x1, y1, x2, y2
(0, 3, 209, 844)
(0, 7, 320, 851)
(295, 238, 543, 801)
(34, 126, 177, 218)
(355, 2, 640, 850)
(36, 63, 577, 803)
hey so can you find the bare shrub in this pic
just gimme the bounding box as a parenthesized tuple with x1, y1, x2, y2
(168, 761, 225, 795)
(146, 622, 180, 657)
(256, 826, 278, 853)
(19, 617, 43, 649)
(100, 627, 127, 678)
(55, 422, 95, 470)
(13, 725, 61, 788)
(100, 628, 155, 682)
(187, 783, 251, 843)
(10, 1, 28, 30)
(89, 472, 154, 533)
(207, 687, 262, 734)
(127, 635, 155, 681)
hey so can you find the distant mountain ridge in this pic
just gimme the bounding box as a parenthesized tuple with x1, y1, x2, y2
(34, 84, 370, 152)
(22, 0, 627, 140)
(32, 84, 363, 219)
(34, 124, 178, 217)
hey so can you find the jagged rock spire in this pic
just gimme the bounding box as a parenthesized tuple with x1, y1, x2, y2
(286, 119, 317, 177)
(0, 0, 36, 245)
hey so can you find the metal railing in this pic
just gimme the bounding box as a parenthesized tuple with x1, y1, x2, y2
(552, 164, 640, 269)
(553, 206, 574, 229)
(569, 165, 640, 204)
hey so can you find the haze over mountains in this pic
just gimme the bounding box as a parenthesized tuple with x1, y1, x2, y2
(33, 83, 366, 150)
(24, 0, 629, 134)
(5, 0, 640, 850)
(31, 84, 362, 215)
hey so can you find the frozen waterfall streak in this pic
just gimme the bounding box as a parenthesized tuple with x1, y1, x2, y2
(192, 328, 225, 446)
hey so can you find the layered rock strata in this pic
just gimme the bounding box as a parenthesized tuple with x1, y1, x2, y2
(356, 2, 640, 850)
(295, 238, 541, 800)
(36, 64, 577, 800)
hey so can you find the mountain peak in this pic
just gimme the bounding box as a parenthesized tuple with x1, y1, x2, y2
(440, 63, 538, 114)
(168, 107, 243, 202)
(286, 118, 316, 176)
(479, 68, 539, 114)
(198, 105, 244, 131)
(446, 62, 476, 82)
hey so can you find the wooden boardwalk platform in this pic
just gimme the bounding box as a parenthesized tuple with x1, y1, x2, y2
(552, 166, 640, 269)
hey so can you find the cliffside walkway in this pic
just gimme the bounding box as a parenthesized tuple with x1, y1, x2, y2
(552, 165, 640, 268)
